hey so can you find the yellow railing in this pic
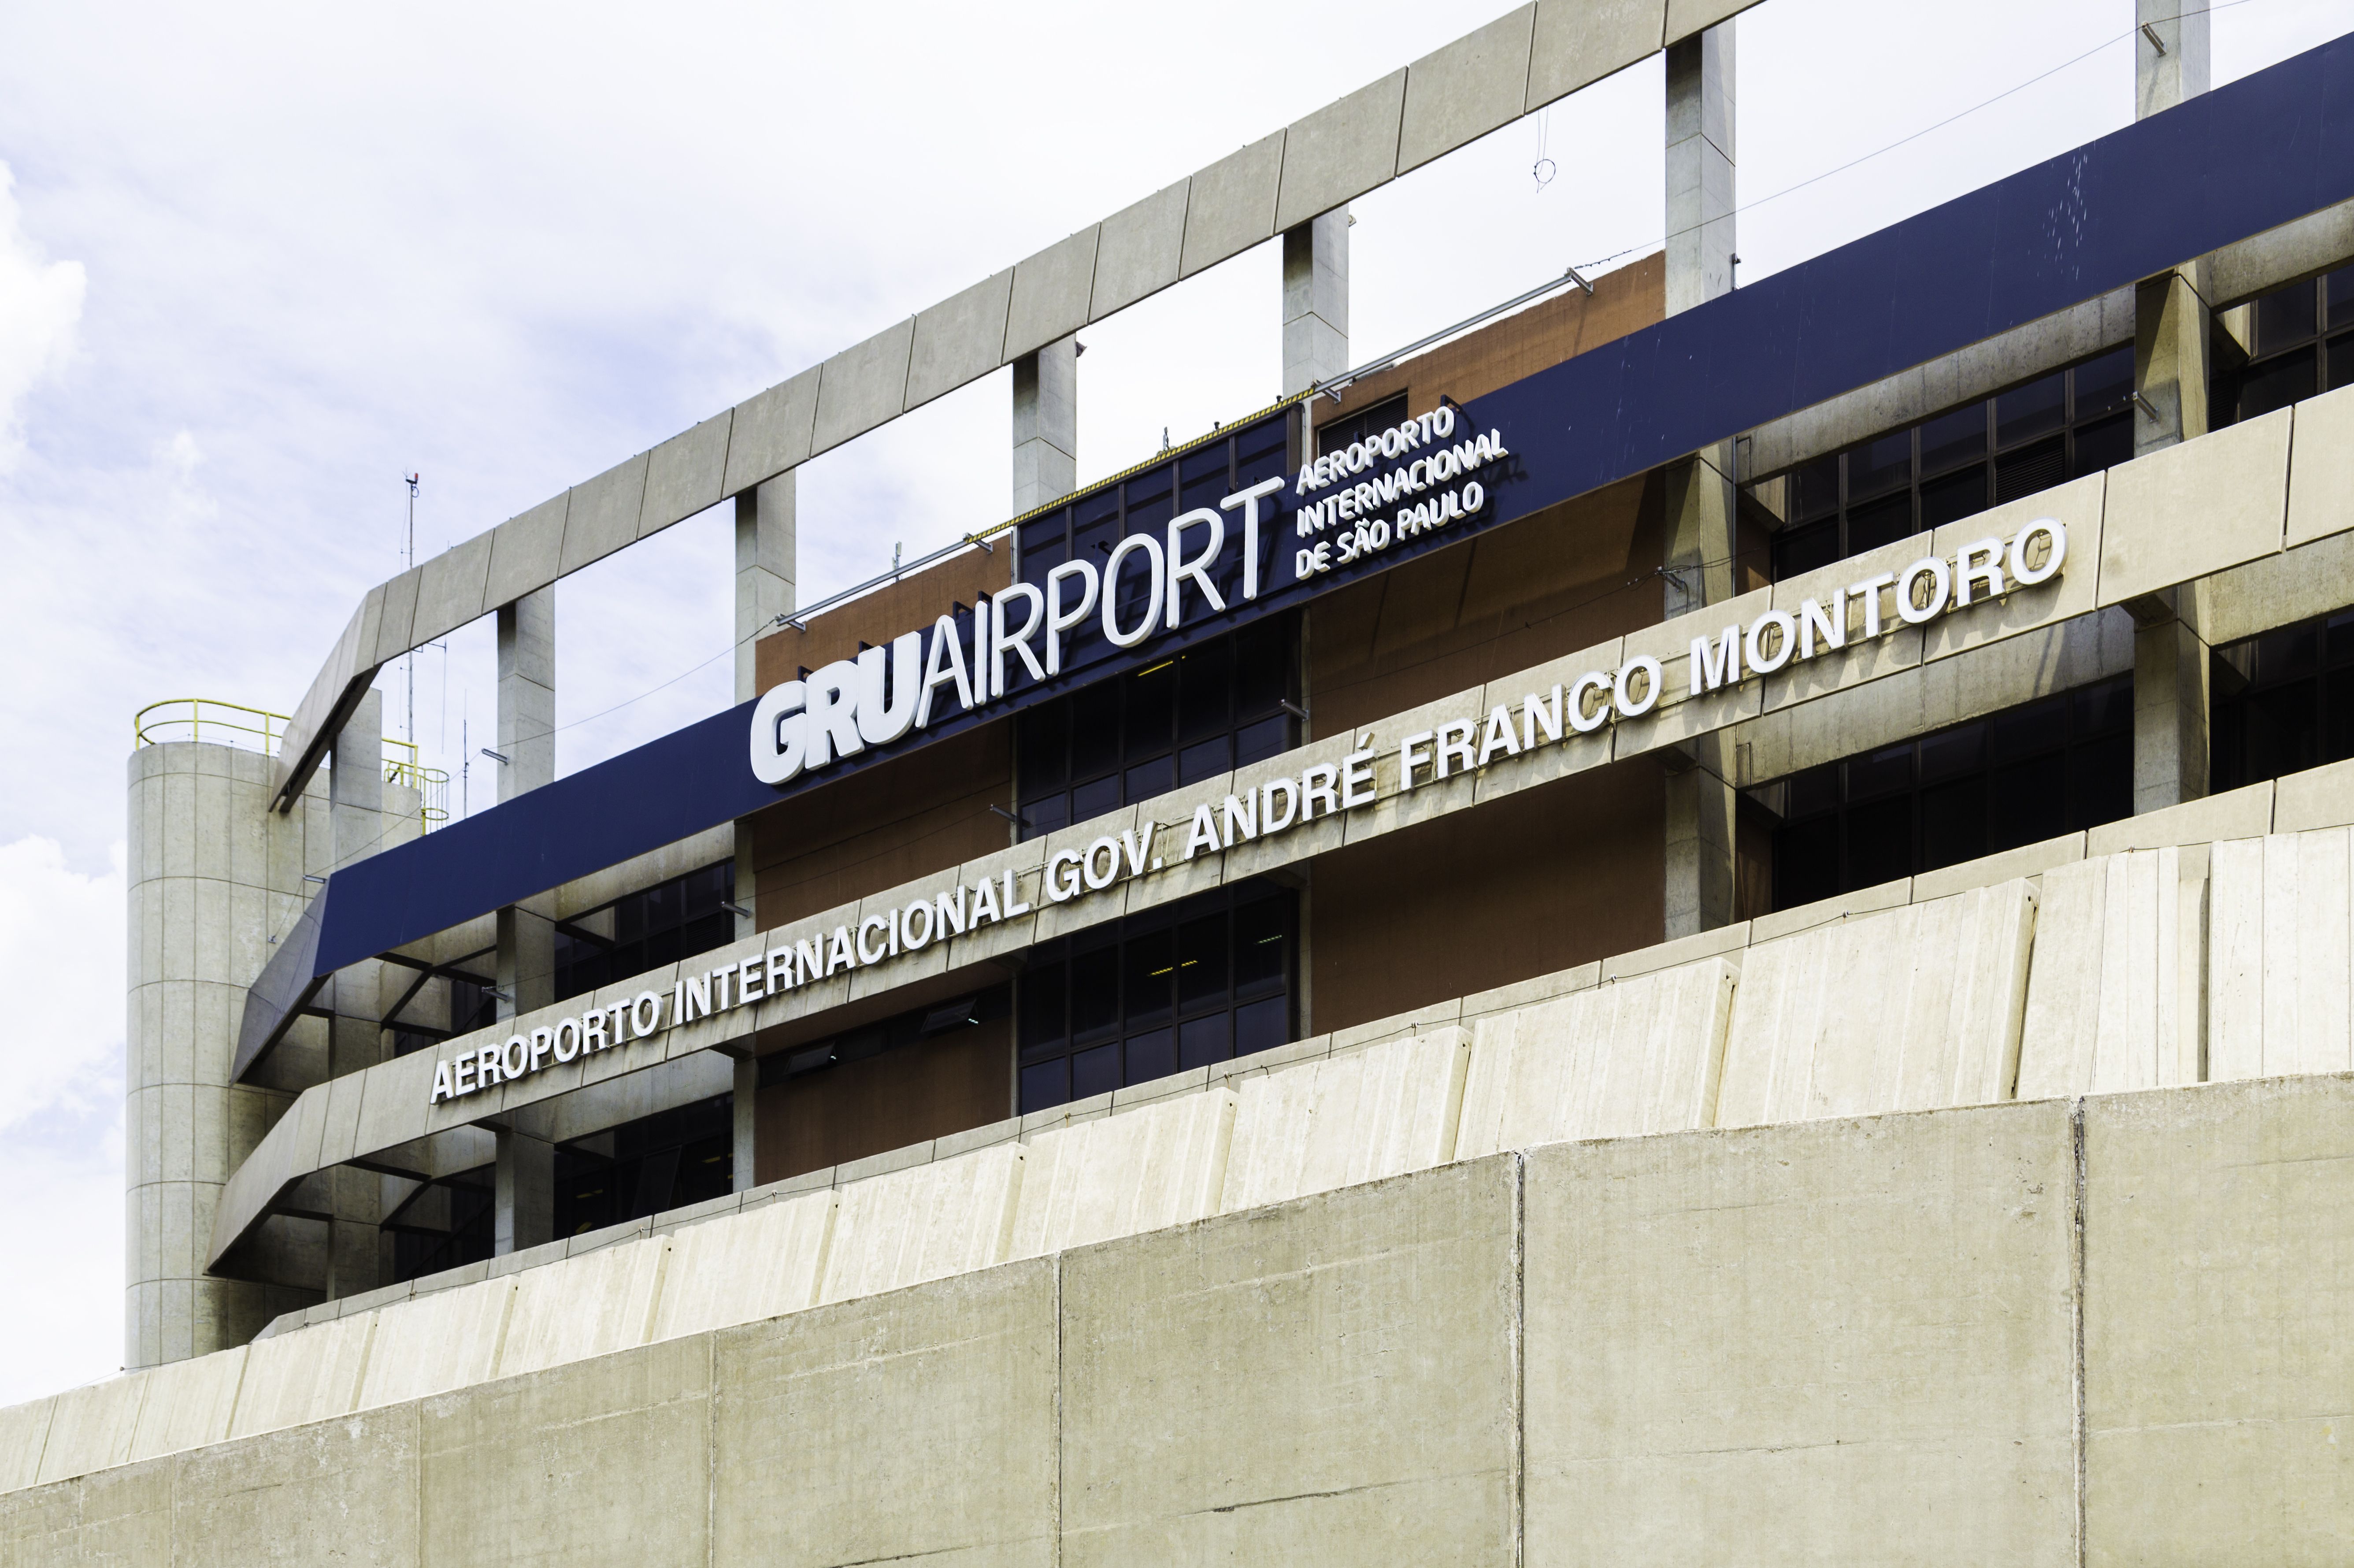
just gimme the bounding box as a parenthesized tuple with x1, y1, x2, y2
(133, 697, 289, 755)
(136, 698, 450, 831)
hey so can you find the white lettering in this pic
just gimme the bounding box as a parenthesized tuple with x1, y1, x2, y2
(855, 631, 923, 745)
(992, 583, 1049, 698)
(1102, 534, 1164, 647)
(1044, 560, 1100, 675)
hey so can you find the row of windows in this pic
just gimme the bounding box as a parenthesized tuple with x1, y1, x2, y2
(387, 1094, 736, 1281)
(1014, 616, 1295, 838)
(553, 860, 737, 1005)
(1758, 348, 2135, 581)
(1753, 676, 2134, 911)
(2211, 605, 2354, 793)
(1017, 881, 1294, 1114)
(2217, 263, 2354, 426)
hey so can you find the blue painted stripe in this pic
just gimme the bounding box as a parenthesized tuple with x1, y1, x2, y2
(315, 29, 2354, 976)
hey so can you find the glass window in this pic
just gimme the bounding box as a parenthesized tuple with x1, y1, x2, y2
(2213, 602, 2354, 792)
(2220, 268, 2354, 428)
(1748, 675, 2133, 910)
(1017, 883, 1296, 1113)
(1917, 405, 1987, 475)
(554, 860, 735, 1005)
(2255, 282, 2319, 354)
(1315, 393, 1411, 459)
(1995, 373, 2066, 448)
(1754, 349, 2146, 582)
(1017, 616, 1298, 838)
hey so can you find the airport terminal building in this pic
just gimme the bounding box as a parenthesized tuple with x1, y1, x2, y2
(10, 2, 2354, 1560)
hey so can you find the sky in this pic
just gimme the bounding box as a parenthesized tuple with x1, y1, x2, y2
(0, 0, 2347, 1403)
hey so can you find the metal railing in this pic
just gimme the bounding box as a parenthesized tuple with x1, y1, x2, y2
(135, 697, 450, 831)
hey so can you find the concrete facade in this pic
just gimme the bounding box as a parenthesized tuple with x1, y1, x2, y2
(29, 1073, 2354, 1561)
(95, 11, 2354, 1557)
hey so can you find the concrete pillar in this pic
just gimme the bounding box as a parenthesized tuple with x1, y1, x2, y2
(1012, 340, 1079, 515)
(495, 589, 556, 1017)
(1662, 21, 1741, 938)
(323, 692, 387, 1299)
(2129, 0, 2215, 813)
(494, 1130, 554, 1257)
(1664, 26, 1736, 318)
(2137, 0, 2210, 119)
(732, 472, 797, 943)
(733, 1056, 760, 1194)
(730, 474, 796, 1188)
(1281, 209, 1349, 396)
(735, 474, 796, 706)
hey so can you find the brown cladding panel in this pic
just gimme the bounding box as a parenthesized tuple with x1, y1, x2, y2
(1308, 472, 1666, 741)
(752, 545, 1013, 695)
(1316, 251, 1664, 419)
(753, 1020, 1010, 1183)
(1309, 757, 1665, 1036)
(747, 722, 1013, 932)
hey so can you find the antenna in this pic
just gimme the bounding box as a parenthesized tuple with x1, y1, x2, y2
(402, 471, 420, 748)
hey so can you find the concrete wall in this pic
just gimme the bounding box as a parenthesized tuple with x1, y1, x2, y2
(72, 760, 2354, 1497)
(17, 1075, 2354, 1561)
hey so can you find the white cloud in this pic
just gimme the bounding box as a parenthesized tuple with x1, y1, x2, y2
(0, 1101, 125, 1402)
(0, 162, 83, 471)
(0, 836, 126, 1131)
(0, 836, 126, 1400)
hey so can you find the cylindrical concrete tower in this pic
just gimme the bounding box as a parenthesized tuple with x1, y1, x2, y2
(125, 695, 421, 1369)
(125, 736, 306, 1367)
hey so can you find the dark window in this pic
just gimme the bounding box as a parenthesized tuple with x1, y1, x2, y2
(1315, 393, 1411, 460)
(552, 861, 736, 1005)
(759, 987, 1011, 1093)
(1748, 675, 2134, 911)
(389, 1078, 789, 1285)
(1758, 347, 2136, 581)
(1017, 882, 1295, 1114)
(385, 1169, 494, 1283)
(549, 1094, 735, 1241)
(2212, 604, 2354, 791)
(1014, 617, 1298, 840)
(2216, 263, 2354, 428)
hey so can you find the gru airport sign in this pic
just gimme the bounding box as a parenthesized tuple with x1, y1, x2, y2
(747, 401, 1512, 791)
(434, 514, 2065, 1107)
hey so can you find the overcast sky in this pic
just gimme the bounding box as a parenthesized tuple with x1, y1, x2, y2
(0, 0, 2345, 1403)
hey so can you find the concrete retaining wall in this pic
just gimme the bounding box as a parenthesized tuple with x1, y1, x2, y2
(8, 1076, 2354, 1563)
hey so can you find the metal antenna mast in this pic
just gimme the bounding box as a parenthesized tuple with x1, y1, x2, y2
(403, 471, 420, 745)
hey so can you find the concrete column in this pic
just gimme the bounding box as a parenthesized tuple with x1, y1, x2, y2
(1281, 209, 1349, 396)
(323, 692, 386, 1300)
(2137, 0, 2210, 119)
(2129, 0, 2215, 813)
(1012, 340, 1079, 515)
(730, 475, 796, 1190)
(2134, 615, 2211, 812)
(494, 1129, 554, 1257)
(1662, 22, 1740, 939)
(1665, 26, 1736, 318)
(733, 473, 797, 948)
(495, 589, 556, 1017)
(733, 1056, 760, 1194)
(735, 474, 796, 706)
